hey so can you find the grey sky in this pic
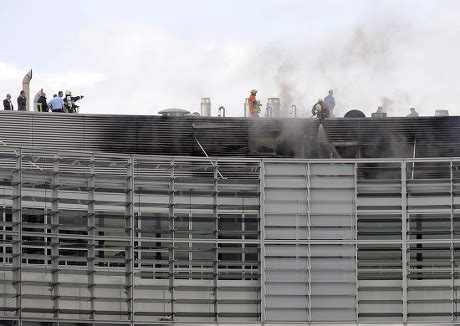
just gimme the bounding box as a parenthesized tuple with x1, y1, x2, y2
(0, 0, 458, 117)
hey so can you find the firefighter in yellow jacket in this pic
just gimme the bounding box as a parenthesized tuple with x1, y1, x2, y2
(248, 89, 260, 117)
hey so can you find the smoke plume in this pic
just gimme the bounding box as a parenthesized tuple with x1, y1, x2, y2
(2, 1, 460, 118)
(250, 5, 460, 118)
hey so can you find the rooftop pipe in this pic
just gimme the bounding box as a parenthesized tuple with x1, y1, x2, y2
(22, 70, 32, 111)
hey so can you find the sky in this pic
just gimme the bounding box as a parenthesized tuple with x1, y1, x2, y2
(0, 0, 459, 117)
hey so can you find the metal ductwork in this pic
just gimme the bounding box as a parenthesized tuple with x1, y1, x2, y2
(22, 70, 32, 111)
(33, 92, 41, 112)
(290, 105, 297, 118)
(267, 98, 281, 117)
(345, 110, 366, 118)
(265, 105, 273, 117)
(218, 106, 226, 117)
(371, 112, 387, 118)
(244, 98, 249, 117)
(435, 110, 449, 117)
(158, 108, 190, 116)
(200, 98, 211, 117)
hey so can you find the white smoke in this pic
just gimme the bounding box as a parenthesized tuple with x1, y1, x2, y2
(251, 9, 460, 117)
(1, 1, 460, 117)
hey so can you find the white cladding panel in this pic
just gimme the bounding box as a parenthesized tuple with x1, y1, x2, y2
(263, 163, 356, 322)
(0, 149, 459, 325)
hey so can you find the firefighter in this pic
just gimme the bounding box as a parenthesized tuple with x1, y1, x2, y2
(37, 92, 49, 112)
(311, 99, 330, 121)
(248, 89, 261, 117)
(63, 90, 84, 113)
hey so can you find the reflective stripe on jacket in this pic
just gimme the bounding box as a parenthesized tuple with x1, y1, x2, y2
(248, 94, 259, 113)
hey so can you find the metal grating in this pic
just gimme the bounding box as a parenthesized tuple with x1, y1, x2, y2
(1, 112, 460, 158)
(263, 162, 356, 322)
(0, 143, 458, 324)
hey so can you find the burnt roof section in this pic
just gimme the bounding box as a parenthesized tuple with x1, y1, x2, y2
(0, 111, 457, 158)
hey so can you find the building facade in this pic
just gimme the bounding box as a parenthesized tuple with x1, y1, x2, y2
(0, 143, 459, 325)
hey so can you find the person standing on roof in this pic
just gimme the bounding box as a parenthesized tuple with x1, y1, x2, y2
(49, 91, 65, 112)
(37, 91, 49, 112)
(248, 89, 261, 117)
(407, 107, 419, 117)
(17, 90, 27, 111)
(311, 99, 330, 121)
(63, 90, 84, 113)
(3, 94, 13, 110)
(324, 90, 335, 117)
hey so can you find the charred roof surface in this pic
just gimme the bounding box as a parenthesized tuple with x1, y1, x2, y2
(0, 111, 458, 159)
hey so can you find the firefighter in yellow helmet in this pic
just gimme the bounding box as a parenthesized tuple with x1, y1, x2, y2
(63, 90, 84, 113)
(248, 89, 261, 117)
(311, 99, 330, 121)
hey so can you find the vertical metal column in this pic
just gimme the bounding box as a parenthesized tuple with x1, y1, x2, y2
(353, 162, 359, 323)
(12, 149, 22, 326)
(306, 162, 312, 323)
(51, 154, 60, 318)
(126, 156, 135, 324)
(187, 199, 192, 278)
(87, 156, 96, 320)
(450, 160, 455, 321)
(212, 160, 219, 322)
(241, 205, 246, 284)
(259, 160, 266, 323)
(169, 160, 175, 320)
(401, 160, 408, 323)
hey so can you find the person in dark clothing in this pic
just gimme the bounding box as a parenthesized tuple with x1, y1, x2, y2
(17, 90, 27, 111)
(37, 93, 49, 112)
(311, 99, 330, 121)
(407, 107, 419, 117)
(3, 94, 13, 110)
